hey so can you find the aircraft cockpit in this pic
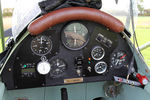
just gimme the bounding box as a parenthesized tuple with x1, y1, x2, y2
(0, 0, 150, 100)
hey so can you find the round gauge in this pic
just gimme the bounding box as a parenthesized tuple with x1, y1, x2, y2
(37, 61, 51, 75)
(91, 46, 105, 60)
(95, 61, 107, 74)
(110, 51, 127, 69)
(62, 22, 89, 50)
(31, 35, 52, 56)
(49, 58, 67, 78)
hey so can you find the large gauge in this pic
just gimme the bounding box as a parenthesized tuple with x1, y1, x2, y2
(62, 22, 89, 50)
(95, 61, 107, 74)
(49, 58, 67, 78)
(31, 35, 52, 56)
(110, 51, 127, 69)
(91, 46, 105, 60)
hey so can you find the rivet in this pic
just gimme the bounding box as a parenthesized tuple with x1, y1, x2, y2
(145, 69, 149, 73)
(8, 68, 11, 71)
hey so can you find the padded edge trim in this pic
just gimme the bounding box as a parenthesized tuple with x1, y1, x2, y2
(28, 7, 124, 35)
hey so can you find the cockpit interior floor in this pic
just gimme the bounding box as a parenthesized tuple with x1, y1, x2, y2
(2, 82, 150, 100)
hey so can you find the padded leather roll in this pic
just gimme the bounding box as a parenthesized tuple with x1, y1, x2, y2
(28, 7, 124, 35)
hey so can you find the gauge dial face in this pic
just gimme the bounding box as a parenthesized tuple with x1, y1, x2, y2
(62, 22, 89, 50)
(91, 46, 105, 60)
(49, 58, 67, 78)
(31, 35, 52, 56)
(95, 61, 107, 74)
(37, 61, 51, 75)
(110, 51, 127, 69)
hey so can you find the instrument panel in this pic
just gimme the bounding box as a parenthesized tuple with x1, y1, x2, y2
(2, 20, 136, 89)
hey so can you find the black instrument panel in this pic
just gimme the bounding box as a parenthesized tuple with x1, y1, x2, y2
(2, 21, 136, 89)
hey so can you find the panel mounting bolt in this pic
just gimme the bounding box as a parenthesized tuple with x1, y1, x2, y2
(8, 68, 11, 72)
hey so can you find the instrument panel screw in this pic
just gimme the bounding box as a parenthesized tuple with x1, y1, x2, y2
(8, 68, 12, 72)
(55, 52, 58, 55)
(107, 28, 109, 31)
(16, 57, 19, 60)
(145, 69, 149, 73)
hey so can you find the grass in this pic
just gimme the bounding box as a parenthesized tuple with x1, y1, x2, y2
(0, 16, 150, 66)
(134, 28, 150, 66)
(132, 16, 150, 66)
(0, 16, 12, 52)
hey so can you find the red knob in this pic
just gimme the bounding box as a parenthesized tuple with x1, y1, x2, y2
(136, 73, 149, 85)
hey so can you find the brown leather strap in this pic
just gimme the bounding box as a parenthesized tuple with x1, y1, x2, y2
(28, 7, 124, 35)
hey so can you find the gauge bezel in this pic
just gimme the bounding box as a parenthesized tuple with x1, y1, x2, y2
(31, 35, 52, 56)
(94, 61, 107, 74)
(61, 22, 89, 50)
(91, 46, 105, 60)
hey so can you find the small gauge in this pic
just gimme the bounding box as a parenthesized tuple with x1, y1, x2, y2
(31, 35, 52, 56)
(91, 46, 105, 60)
(110, 51, 127, 69)
(62, 22, 89, 50)
(49, 58, 67, 78)
(95, 61, 107, 74)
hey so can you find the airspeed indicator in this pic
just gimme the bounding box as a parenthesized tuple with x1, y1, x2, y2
(31, 35, 52, 56)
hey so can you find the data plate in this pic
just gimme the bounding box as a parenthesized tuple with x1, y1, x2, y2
(64, 78, 83, 84)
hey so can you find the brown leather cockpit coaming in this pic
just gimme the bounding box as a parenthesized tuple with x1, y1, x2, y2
(28, 7, 124, 35)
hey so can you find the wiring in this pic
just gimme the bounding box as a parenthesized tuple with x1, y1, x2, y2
(130, 0, 142, 56)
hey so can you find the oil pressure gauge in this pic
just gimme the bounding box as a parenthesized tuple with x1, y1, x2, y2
(95, 61, 107, 74)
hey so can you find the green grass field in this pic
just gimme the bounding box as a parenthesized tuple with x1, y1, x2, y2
(134, 16, 150, 66)
(0, 16, 150, 66)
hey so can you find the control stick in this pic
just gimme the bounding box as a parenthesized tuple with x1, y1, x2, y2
(61, 88, 68, 100)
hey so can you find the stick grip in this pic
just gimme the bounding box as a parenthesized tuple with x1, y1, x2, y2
(61, 88, 68, 100)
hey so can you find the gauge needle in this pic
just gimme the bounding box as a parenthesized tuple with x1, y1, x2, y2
(74, 25, 77, 33)
(40, 36, 43, 44)
(58, 64, 65, 68)
(115, 59, 119, 66)
(120, 54, 127, 60)
(74, 39, 77, 46)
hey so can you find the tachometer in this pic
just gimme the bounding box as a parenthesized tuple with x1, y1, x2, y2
(91, 46, 105, 60)
(31, 35, 52, 56)
(110, 51, 127, 69)
(49, 58, 67, 78)
(62, 22, 89, 50)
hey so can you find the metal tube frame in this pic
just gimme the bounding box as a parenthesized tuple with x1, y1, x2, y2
(0, 1, 5, 52)
(139, 42, 150, 51)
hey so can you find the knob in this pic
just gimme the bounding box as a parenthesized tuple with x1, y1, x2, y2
(37, 61, 51, 75)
